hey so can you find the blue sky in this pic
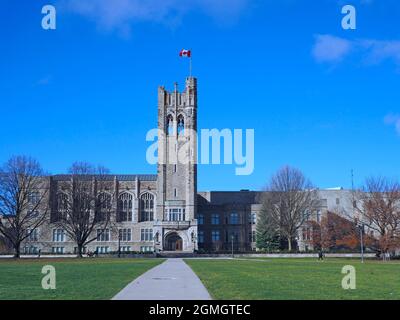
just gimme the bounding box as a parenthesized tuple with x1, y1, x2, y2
(1, 0, 400, 191)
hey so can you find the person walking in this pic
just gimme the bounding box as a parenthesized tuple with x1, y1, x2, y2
(318, 249, 324, 261)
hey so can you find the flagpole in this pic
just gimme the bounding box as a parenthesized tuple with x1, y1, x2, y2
(189, 52, 192, 78)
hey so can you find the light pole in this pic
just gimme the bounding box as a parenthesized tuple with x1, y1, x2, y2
(231, 234, 234, 258)
(359, 223, 364, 263)
(118, 231, 121, 258)
(191, 231, 197, 253)
(352, 170, 364, 263)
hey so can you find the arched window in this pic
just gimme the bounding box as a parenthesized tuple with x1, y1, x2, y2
(57, 193, 69, 212)
(140, 193, 154, 222)
(177, 115, 185, 135)
(99, 193, 112, 210)
(166, 114, 174, 135)
(55, 193, 69, 221)
(117, 193, 133, 222)
(96, 192, 112, 222)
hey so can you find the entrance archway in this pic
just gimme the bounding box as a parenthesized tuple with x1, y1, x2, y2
(164, 232, 183, 251)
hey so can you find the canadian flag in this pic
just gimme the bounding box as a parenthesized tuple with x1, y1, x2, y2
(179, 49, 191, 58)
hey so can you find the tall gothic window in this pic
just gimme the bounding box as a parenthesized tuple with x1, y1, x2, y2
(57, 193, 69, 212)
(54, 193, 69, 221)
(95, 192, 112, 222)
(166, 114, 174, 135)
(117, 193, 133, 222)
(177, 115, 185, 135)
(28, 191, 40, 205)
(140, 193, 154, 222)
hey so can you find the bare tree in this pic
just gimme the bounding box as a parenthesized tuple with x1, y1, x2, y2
(259, 166, 318, 251)
(354, 176, 400, 256)
(0, 156, 49, 258)
(52, 162, 115, 257)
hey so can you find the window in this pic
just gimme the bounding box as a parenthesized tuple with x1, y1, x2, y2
(249, 230, 256, 243)
(96, 246, 109, 254)
(99, 193, 112, 210)
(118, 193, 133, 222)
(177, 115, 185, 135)
(198, 231, 204, 244)
(140, 246, 153, 253)
(303, 210, 311, 221)
(27, 229, 38, 241)
(57, 193, 69, 212)
(53, 229, 65, 242)
(52, 247, 64, 254)
(55, 193, 69, 221)
(119, 228, 132, 241)
(120, 246, 131, 252)
(97, 229, 110, 242)
(211, 214, 220, 225)
(302, 227, 311, 241)
(174, 188, 177, 198)
(27, 210, 39, 218)
(140, 193, 154, 222)
(166, 115, 174, 135)
(95, 193, 112, 222)
(198, 214, 204, 225)
(24, 246, 38, 254)
(28, 192, 40, 205)
(316, 210, 321, 223)
(249, 213, 256, 224)
(141, 229, 153, 241)
(167, 208, 186, 221)
(336, 198, 340, 205)
(74, 247, 87, 254)
(211, 231, 220, 242)
(229, 213, 239, 225)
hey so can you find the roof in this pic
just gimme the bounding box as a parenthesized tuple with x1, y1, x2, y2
(51, 174, 157, 182)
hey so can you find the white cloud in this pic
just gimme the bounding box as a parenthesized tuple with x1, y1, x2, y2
(312, 34, 353, 63)
(361, 40, 400, 65)
(60, 0, 250, 36)
(384, 114, 400, 135)
(312, 34, 400, 68)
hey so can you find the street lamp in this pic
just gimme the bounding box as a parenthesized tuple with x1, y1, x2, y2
(351, 170, 364, 263)
(191, 231, 197, 253)
(118, 230, 121, 258)
(231, 234, 234, 258)
(359, 223, 364, 263)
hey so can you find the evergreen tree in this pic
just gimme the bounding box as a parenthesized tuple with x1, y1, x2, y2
(256, 208, 280, 251)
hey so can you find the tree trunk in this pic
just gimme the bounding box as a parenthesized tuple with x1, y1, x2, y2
(77, 243, 83, 258)
(288, 236, 292, 252)
(14, 243, 21, 258)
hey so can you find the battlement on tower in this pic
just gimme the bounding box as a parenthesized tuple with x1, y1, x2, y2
(158, 77, 197, 108)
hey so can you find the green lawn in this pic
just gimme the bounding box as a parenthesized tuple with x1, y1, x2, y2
(0, 258, 163, 300)
(185, 258, 400, 300)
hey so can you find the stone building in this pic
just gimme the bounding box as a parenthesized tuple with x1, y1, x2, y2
(18, 77, 355, 255)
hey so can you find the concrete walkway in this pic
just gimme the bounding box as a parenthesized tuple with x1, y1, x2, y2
(112, 258, 212, 300)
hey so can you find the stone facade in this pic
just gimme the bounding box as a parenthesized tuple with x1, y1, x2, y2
(155, 78, 198, 252)
(17, 77, 355, 255)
